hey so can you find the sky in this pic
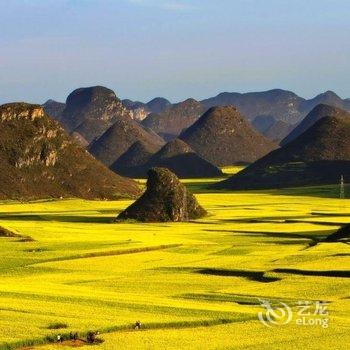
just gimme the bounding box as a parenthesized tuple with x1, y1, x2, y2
(1, 0, 350, 104)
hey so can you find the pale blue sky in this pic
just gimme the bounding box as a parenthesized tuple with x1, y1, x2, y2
(1, 0, 350, 104)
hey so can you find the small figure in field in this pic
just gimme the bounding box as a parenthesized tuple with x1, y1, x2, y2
(134, 320, 142, 330)
(73, 332, 78, 341)
(69, 332, 73, 340)
(87, 331, 96, 343)
(57, 334, 63, 343)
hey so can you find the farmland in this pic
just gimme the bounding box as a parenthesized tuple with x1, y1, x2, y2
(0, 175, 349, 349)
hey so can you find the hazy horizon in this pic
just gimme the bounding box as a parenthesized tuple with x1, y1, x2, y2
(1, 0, 350, 104)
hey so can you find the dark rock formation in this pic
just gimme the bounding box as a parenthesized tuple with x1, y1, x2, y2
(60, 86, 132, 143)
(179, 106, 277, 166)
(281, 104, 350, 146)
(0, 102, 140, 200)
(214, 114, 350, 190)
(325, 225, 350, 242)
(117, 167, 206, 222)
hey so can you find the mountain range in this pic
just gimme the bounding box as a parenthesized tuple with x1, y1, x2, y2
(122, 89, 350, 144)
(44, 88, 350, 146)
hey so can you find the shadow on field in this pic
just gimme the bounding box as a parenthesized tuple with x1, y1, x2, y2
(261, 184, 350, 199)
(155, 266, 280, 283)
(273, 268, 350, 278)
(0, 213, 114, 223)
(177, 293, 302, 306)
(204, 228, 332, 241)
(219, 215, 310, 223)
(196, 268, 280, 282)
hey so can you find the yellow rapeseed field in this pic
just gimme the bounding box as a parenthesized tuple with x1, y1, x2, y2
(0, 177, 349, 349)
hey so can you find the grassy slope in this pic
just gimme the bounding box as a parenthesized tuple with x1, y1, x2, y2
(0, 174, 349, 349)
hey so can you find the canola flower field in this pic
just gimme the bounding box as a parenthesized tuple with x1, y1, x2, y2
(0, 170, 349, 349)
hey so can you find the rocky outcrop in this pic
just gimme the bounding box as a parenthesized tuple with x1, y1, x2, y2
(0, 102, 140, 200)
(129, 107, 149, 121)
(117, 168, 206, 222)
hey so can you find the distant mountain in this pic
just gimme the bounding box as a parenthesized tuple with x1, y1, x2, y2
(300, 91, 346, 112)
(252, 115, 276, 134)
(122, 97, 171, 114)
(60, 86, 131, 143)
(113, 139, 222, 178)
(214, 114, 350, 190)
(122, 97, 171, 122)
(122, 99, 146, 110)
(201, 89, 350, 125)
(281, 104, 350, 146)
(45, 88, 350, 149)
(146, 97, 171, 114)
(179, 106, 277, 166)
(263, 120, 295, 143)
(147, 139, 223, 178)
(0, 103, 140, 200)
(42, 99, 66, 120)
(251, 115, 294, 142)
(201, 89, 303, 124)
(345, 99, 350, 109)
(111, 140, 158, 177)
(89, 114, 164, 167)
(142, 98, 204, 140)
